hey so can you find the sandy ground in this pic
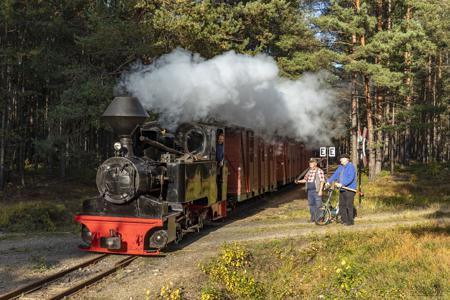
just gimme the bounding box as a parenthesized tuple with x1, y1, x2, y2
(0, 185, 448, 299)
(0, 232, 99, 294)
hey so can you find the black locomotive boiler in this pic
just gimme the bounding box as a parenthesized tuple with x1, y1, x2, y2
(75, 96, 311, 255)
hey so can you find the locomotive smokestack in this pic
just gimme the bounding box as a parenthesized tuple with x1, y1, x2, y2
(102, 96, 149, 135)
(102, 96, 149, 156)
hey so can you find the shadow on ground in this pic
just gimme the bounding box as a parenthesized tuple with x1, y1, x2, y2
(408, 222, 450, 237)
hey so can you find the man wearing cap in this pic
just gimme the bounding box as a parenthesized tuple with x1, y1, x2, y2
(327, 154, 357, 225)
(296, 158, 326, 222)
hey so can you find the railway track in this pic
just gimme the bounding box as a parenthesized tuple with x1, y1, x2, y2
(0, 254, 137, 300)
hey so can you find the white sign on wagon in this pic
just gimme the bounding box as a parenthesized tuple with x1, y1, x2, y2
(319, 147, 327, 157)
(329, 147, 336, 157)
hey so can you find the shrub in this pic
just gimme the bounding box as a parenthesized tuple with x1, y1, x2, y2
(200, 286, 226, 300)
(333, 258, 367, 299)
(156, 283, 183, 300)
(0, 202, 71, 232)
(200, 242, 263, 300)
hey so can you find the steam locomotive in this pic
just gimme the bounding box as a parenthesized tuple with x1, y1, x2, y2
(75, 96, 311, 255)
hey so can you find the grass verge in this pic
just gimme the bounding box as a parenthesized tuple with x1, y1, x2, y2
(0, 201, 73, 232)
(0, 180, 96, 233)
(359, 163, 450, 213)
(200, 222, 450, 299)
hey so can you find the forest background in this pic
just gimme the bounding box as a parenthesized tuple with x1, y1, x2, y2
(0, 0, 449, 191)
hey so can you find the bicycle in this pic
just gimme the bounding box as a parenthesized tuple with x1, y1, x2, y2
(314, 186, 340, 225)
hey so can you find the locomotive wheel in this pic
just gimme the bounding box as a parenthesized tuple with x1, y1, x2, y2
(175, 224, 183, 244)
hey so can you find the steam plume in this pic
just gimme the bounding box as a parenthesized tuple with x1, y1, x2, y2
(119, 48, 341, 144)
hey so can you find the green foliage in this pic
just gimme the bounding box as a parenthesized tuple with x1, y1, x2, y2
(200, 286, 226, 300)
(0, 202, 71, 232)
(316, 0, 449, 158)
(136, 0, 325, 76)
(332, 258, 368, 299)
(157, 283, 183, 300)
(1, 0, 328, 186)
(200, 242, 263, 300)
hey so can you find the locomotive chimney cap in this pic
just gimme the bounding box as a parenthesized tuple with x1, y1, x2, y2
(102, 96, 149, 135)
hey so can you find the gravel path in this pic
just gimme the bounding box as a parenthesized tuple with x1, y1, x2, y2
(0, 232, 99, 294)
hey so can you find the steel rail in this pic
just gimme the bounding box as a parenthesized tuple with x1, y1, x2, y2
(47, 256, 137, 300)
(0, 254, 109, 300)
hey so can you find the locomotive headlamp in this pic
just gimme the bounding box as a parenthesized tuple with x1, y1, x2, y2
(100, 236, 122, 250)
(149, 230, 168, 249)
(113, 142, 122, 151)
(81, 225, 92, 245)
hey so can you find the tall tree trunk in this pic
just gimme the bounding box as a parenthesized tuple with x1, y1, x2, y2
(432, 55, 438, 162)
(426, 55, 433, 163)
(0, 109, 6, 191)
(375, 0, 384, 174)
(403, 4, 413, 164)
(383, 101, 390, 163)
(351, 43, 358, 164)
(390, 103, 395, 174)
(365, 75, 376, 180)
(59, 119, 66, 179)
(350, 0, 360, 165)
(18, 74, 25, 187)
(436, 52, 443, 161)
(1, 12, 8, 191)
(355, 0, 376, 179)
(387, 0, 395, 174)
(0, 40, 6, 190)
(18, 142, 25, 186)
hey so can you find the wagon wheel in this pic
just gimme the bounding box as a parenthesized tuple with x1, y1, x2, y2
(197, 214, 205, 231)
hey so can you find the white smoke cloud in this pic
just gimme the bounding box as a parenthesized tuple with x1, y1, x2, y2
(119, 48, 342, 145)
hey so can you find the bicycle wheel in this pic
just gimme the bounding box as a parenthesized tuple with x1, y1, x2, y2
(315, 206, 331, 225)
(335, 207, 341, 224)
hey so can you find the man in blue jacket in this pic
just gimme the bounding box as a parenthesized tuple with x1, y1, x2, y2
(327, 153, 357, 225)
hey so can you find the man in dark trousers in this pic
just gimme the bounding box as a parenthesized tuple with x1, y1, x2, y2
(327, 153, 357, 225)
